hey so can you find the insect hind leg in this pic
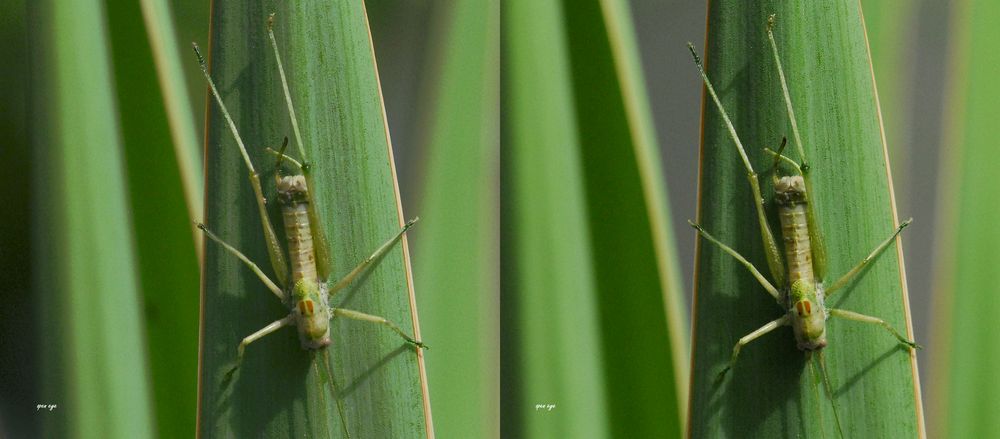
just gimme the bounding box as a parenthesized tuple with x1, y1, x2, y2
(328, 218, 420, 296)
(688, 221, 781, 302)
(198, 223, 285, 302)
(331, 308, 427, 349)
(687, 42, 788, 286)
(828, 308, 920, 349)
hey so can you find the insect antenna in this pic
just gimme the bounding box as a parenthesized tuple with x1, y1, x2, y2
(806, 352, 828, 439)
(319, 353, 353, 439)
(273, 136, 290, 178)
(765, 136, 792, 185)
(817, 351, 845, 439)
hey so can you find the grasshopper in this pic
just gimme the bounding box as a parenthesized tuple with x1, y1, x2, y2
(687, 15, 919, 435)
(193, 14, 426, 383)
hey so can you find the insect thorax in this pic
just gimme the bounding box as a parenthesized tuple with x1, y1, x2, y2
(789, 279, 827, 350)
(292, 278, 332, 349)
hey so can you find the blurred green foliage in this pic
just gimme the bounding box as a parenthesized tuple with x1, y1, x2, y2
(930, 0, 1000, 436)
(414, 0, 500, 438)
(503, 0, 686, 437)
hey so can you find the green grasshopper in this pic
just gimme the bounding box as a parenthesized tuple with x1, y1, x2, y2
(687, 15, 919, 435)
(192, 14, 426, 422)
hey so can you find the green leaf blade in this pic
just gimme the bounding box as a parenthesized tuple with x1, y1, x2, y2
(689, 3, 922, 437)
(504, 0, 687, 437)
(198, 3, 429, 437)
(105, 1, 201, 437)
(30, 1, 156, 437)
(505, 0, 609, 436)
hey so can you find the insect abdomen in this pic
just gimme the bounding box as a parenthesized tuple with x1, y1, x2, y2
(775, 176, 813, 284)
(778, 203, 813, 283)
(277, 175, 318, 284)
(283, 203, 317, 283)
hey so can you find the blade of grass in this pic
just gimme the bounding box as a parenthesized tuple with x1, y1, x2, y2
(929, 0, 1000, 436)
(29, 0, 155, 437)
(504, 0, 687, 436)
(689, 3, 922, 437)
(565, 1, 688, 434)
(414, 0, 499, 437)
(504, 0, 608, 435)
(139, 0, 205, 247)
(197, 3, 430, 437)
(104, 1, 201, 438)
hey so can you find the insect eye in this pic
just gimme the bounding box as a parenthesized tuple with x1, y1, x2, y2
(795, 301, 812, 317)
(298, 300, 315, 316)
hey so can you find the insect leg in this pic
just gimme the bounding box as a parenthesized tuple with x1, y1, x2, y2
(826, 219, 912, 296)
(828, 309, 920, 349)
(689, 221, 781, 302)
(328, 218, 420, 296)
(266, 143, 303, 170)
(192, 43, 290, 286)
(766, 15, 828, 279)
(331, 308, 427, 349)
(267, 13, 308, 163)
(688, 43, 786, 287)
(237, 314, 296, 360)
(198, 223, 284, 301)
(221, 314, 296, 385)
(266, 14, 334, 280)
(766, 15, 807, 168)
(764, 149, 800, 174)
(718, 315, 790, 381)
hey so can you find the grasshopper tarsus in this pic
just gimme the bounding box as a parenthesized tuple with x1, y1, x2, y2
(191, 42, 207, 68)
(686, 42, 702, 66)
